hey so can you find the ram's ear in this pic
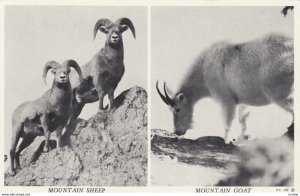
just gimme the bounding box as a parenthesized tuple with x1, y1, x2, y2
(99, 26, 109, 34)
(120, 25, 129, 33)
(93, 18, 113, 40)
(116, 18, 135, 38)
(43, 61, 60, 85)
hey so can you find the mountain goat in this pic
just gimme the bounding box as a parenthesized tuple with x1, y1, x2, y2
(157, 34, 294, 144)
(65, 18, 135, 133)
(10, 60, 82, 175)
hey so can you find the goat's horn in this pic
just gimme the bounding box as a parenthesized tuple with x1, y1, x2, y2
(93, 18, 113, 40)
(156, 81, 169, 105)
(43, 61, 60, 85)
(116, 17, 136, 39)
(164, 82, 175, 106)
(64, 59, 83, 82)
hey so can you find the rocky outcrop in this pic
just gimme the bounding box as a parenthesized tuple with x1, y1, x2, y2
(151, 127, 293, 186)
(5, 86, 148, 186)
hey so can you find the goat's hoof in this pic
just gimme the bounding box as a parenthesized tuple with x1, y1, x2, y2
(15, 165, 21, 170)
(224, 138, 235, 146)
(224, 137, 231, 144)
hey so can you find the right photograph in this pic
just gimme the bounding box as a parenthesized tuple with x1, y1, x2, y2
(151, 6, 294, 186)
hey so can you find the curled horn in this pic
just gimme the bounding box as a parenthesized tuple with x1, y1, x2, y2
(116, 17, 136, 38)
(43, 61, 60, 85)
(93, 18, 113, 40)
(163, 82, 175, 106)
(63, 59, 83, 82)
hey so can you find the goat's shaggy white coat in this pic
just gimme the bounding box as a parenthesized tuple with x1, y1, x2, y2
(157, 33, 293, 143)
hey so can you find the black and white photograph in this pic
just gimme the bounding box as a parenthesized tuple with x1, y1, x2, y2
(3, 6, 148, 186)
(151, 6, 294, 186)
(0, 1, 299, 195)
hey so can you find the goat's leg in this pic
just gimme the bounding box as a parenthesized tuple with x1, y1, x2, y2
(220, 101, 236, 144)
(276, 97, 294, 124)
(10, 124, 22, 175)
(237, 105, 250, 143)
(15, 134, 36, 169)
(108, 88, 115, 110)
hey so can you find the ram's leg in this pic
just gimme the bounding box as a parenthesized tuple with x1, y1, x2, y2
(98, 91, 105, 111)
(221, 101, 236, 144)
(10, 124, 22, 175)
(74, 77, 94, 103)
(108, 88, 115, 110)
(94, 75, 106, 111)
(55, 126, 64, 148)
(40, 115, 51, 152)
(43, 131, 51, 152)
(80, 90, 99, 103)
(237, 105, 250, 143)
(15, 134, 36, 169)
(63, 101, 85, 145)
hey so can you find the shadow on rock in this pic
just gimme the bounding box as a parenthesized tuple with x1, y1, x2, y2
(218, 124, 294, 186)
(151, 123, 294, 186)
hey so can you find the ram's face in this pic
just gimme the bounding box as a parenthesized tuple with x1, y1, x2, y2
(52, 66, 71, 84)
(156, 81, 193, 136)
(100, 24, 129, 46)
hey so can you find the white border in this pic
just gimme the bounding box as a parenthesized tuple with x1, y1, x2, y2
(0, 0, 299, 193)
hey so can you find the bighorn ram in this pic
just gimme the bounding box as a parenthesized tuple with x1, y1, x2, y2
(157, 34, 294, 144)
(65, 18, 135, 131)
(10, 60, 82, 175)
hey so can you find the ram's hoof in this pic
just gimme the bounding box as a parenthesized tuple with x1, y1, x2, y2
(9, 170, 16, 176)
(75, 94, 83, 103)
(43, 146, 50, 153)
(108, 105, 115, 110)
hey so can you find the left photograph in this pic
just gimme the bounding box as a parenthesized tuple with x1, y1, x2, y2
(4, 6, 148, 186)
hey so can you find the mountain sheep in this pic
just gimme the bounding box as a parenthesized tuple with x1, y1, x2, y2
(10, 60, 82, 175)
(65, 18, 135, 133)
(156, 33, 293, 144)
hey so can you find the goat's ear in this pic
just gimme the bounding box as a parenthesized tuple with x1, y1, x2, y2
(120, 25, 129, 33)
(99, 26, 108, 34)
(165, 85, 174, 97)
(177, 93, 185, 101)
